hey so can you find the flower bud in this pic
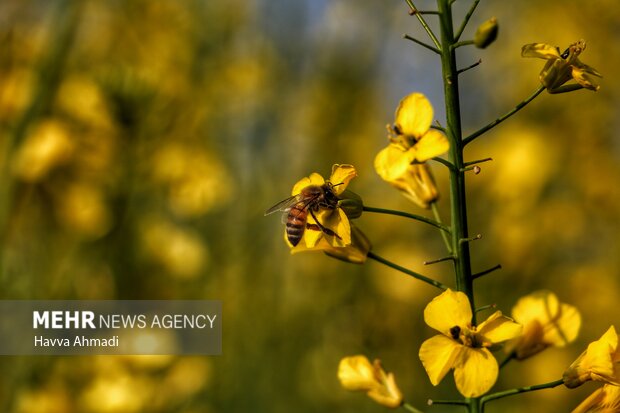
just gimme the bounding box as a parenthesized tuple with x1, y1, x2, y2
(474, 17, 498, 49)
(338, 190, 364, 219)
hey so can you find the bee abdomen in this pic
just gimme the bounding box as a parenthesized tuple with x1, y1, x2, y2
(286, 204, 307, 246)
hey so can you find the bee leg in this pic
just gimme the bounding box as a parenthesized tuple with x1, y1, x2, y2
(306, 224, 340, 239)
(308, 209, 342, 240)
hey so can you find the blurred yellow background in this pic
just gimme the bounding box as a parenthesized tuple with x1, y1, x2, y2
(0, 0, 618, 412)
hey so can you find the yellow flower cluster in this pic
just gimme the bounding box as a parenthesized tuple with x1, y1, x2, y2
(335, 289, 588, 401)
(268, 48, 609, 409)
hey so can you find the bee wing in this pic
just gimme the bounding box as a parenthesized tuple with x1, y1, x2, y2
(264, 194, 303, 216)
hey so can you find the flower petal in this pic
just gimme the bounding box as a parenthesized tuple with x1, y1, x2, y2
(367, 360, 403, 409)
(303, 220, 324, 248)
(512, 290, 559, 326)
(543, 302, 581, 347)
(476, 311, 522, 345)
(394, 93, 433, 138)
(412, 129, 450, 162)
(521, 43, 561, 60)
(302, 208, 352, 248)
(424, 289, 472, 336)
(329, 164, 357, 195)
(574, 59, 603, 77)
(289, 231, 332, 253)
(453, 347, 498, 397)
(419, 335, 462, 386)
(374, 144, 411, 182)
(571, 384, 620, 413)
(367, 371, 403, 408)
(327, 209, 352, 247)
(572, 66, 601, 91)
(337, 355, 378, 391)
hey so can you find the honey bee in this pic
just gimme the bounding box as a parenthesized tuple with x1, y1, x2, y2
(265, 182, 342, 246)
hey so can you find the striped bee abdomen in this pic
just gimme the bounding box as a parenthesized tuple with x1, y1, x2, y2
(286, 203, 308, 246)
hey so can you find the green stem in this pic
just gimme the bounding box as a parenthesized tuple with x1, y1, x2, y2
(454, 0, 481, 41)
(463, 157, 492, 167)
(367, 251, 448, 290)
(457, 58, 482, 75)
(432, 156, 457, 172)
(403, 34, 441, 55)
(437, 2, 479, 411)
(471, 264, 501, 280)
(404, 0, 442, 50)
(452, 40, 475, 48)
(403, 402, 425, 413)
(467, 398, 481, 413)
(429, 399, 468, 406)
(431, 203, 452, 253)
(480, 379, 564, 406)
(410, 10, 441, 15)
(474, 303, 496, 313)
(363, 206, 451, 233)
(436, 0, 474, 309)
(463, 85, 545, 146)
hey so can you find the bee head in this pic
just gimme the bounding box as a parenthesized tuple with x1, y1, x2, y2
(324, 181, 343, 203)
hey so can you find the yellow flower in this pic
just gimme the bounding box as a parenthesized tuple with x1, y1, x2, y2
(571, 384, 620, 413)
(564, 326, 620, 388)
(506, 290, 581, 360)
(522, 40, 602, 93)
(338, 355, 403, 408)
(374, 93, 449, 208)
(419, 289, 522, 397)
(272, 164, 357, 250)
